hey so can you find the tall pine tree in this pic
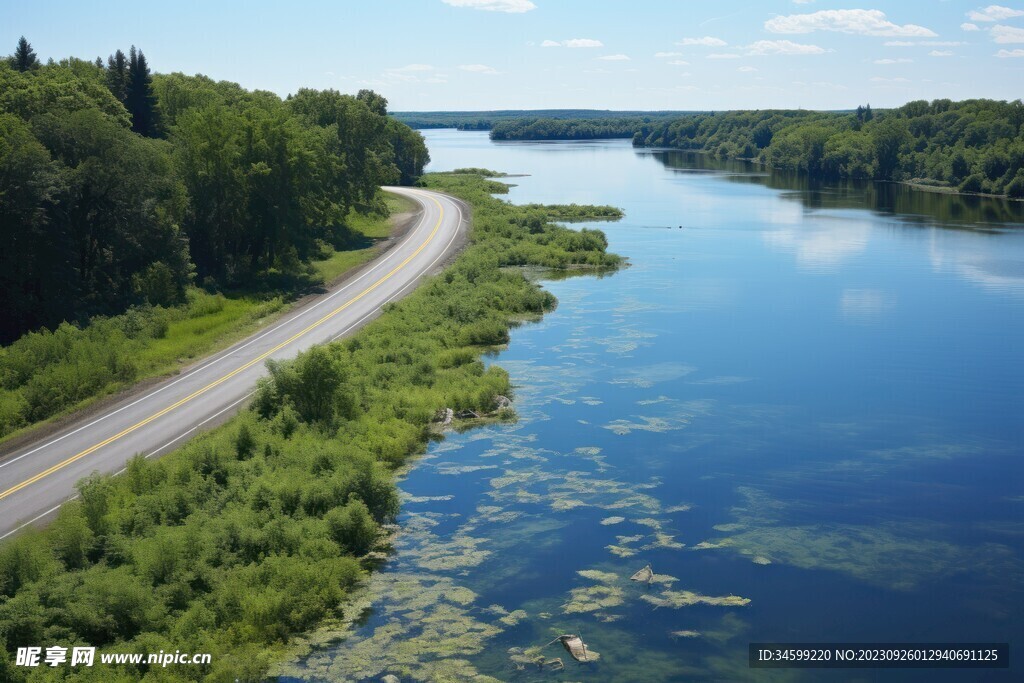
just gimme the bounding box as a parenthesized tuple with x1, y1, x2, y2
(126, 46, 158, 136)
(11, 36, 38, 71)
(106, 49, 129, 101)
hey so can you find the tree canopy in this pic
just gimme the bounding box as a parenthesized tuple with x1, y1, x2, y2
(0, 40, 429, 344)
(634, 100, 1024, 197)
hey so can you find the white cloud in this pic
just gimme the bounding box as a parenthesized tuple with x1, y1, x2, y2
(387, 63, 434, 72)
(961, 22, 981, 31)
(765, 9, 937, 37)
(668, 59, 691, 66)
(383, 64, 441, 83)
(738, 65, 759, 72)
(654, 51, 684, 57)
(677, 36, 728, 46)
(884, 40, 916, 46)
(747, 39, 826, 55)
(996, 47, 1024, 56)
(598, 54, 630, 61)
(707, 52, 741, 59)
(993, 24, 1024, 42)
(541, 38, 604, 48)
(793, 0, 815, 3)
(871, 76, 911, 82)
(441, 0, 536, 12)
(929, 50, 954, 56)
(458, 64, 499, 74)
(874, 57, 912, 63)
(967, 4, 1024, 21)
(921, 40, 967, 46)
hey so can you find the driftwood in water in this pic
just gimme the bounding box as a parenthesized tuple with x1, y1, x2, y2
(558, 634, 591, 662)
(630, 564, 654, 584)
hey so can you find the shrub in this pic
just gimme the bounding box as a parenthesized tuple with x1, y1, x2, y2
(325, 496, 379, 556)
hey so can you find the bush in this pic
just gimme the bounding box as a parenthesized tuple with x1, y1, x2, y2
(134, 261, 183, 307)
(959, 173, 985, 194)
(1006, 170, 1024, 198)
(325, 496, 379, 555)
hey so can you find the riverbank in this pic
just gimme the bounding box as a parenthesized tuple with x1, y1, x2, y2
(0, 171, 622, 682)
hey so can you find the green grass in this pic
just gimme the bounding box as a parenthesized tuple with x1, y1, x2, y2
(312, 192, 416, 283)
(0, 193, 414, 445)
(133, 296, 286, 371)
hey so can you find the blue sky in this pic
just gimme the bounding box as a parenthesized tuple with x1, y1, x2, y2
(3, 0, 1023, 110)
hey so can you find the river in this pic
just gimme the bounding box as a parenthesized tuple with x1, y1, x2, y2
(278, 130, 1024, 682)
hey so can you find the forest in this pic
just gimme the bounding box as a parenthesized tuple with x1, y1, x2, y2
(640, 100, 1024, 197)
(0, 169, 621, 682)
(485, 100, 1024, 198)
(393, 109, 689, 131)
(490, 115, 675, 141)
(0, 37, 429, 347)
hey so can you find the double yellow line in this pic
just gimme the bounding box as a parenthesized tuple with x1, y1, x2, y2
(0, 192, 444, 502)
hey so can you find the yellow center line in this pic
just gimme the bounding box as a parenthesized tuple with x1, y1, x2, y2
(0, 192, 444, 502)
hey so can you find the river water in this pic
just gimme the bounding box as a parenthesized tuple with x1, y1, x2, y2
(279, 131, 1024, 682)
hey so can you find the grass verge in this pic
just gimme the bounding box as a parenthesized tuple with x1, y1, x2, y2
(0, 194, 412, 447)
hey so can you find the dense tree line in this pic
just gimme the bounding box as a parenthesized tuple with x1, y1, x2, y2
(0, 170, 621, 682)
(634, 99, 1024, 198)
(490, 115, 676, 141)
(393, 109, 690, 131)
(0, 39, 429, 344)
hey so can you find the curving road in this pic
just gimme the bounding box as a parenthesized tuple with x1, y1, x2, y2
(0, 187, 467, 540)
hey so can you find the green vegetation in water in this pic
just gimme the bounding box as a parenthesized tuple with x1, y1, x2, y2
(0, 169, 622, 682)
(702, 486, 1018, 591)
(276, 356, 772, 682)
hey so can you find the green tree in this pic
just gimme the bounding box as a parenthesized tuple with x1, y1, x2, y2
(356, 88, 388, 116)
(10, 37, 38, 72)
(256, 346, 354, 425)
(0, 113, 69, 342)
(105, 49, 129, 102)
(126, 46, 158, 136)
(325, 496, 379, 555)
(872, 116, 910, 180)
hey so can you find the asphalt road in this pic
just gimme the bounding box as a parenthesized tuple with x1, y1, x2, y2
(0, 187, 467, 540)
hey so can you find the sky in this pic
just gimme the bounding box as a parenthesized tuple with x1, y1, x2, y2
(3, 0, 1024, 111)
